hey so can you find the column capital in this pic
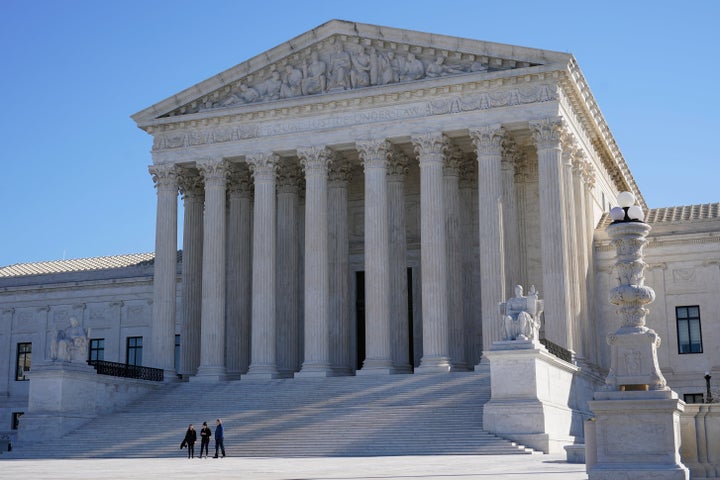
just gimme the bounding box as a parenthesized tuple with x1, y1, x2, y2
(227, 162, 253, 197)
(177, 168, 204, 200)
(469, 124, 505, 156)
(387, 150, 409, 180)
(149, 164, 179, 192)
(247, 153, 279, 181)
(197, 158, 228, 187)
(458, 156, 477, 188)
(356, 139, 391, 169)
(441, 145, 462, 176)
(297, 146, 333, 176)
(277, 161, 303, 193)
(411, 132, 448, 163)
(582, 160, 596, 189)
(328, 154, 353, 184)
(529, 117, 567, 150)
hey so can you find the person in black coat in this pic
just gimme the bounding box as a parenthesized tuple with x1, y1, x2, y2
(199, 421, 212, 458)
(183, 424, 197, 459)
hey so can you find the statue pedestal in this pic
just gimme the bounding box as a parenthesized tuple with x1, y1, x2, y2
(483, 341, 581, 453)
(18, 361, 162, 444)
(19, 361, 98, 443)
(587, 390, 689, 480)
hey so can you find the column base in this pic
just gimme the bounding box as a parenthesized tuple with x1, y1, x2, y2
(357, 358, 397, 375)
(243, 363, 281, 379)
(296, 362, 335, 377)
(192, 366, 228, 382)
(588, 465, 688, 480)
(415, 355, 452, 374)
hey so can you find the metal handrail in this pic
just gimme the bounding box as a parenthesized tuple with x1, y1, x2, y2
(87, 360, 164, 382)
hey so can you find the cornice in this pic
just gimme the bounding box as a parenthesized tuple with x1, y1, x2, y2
(557, 59, 645, 209)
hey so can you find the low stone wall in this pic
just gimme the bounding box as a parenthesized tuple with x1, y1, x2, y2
(18, 362, 164, 444)
(680, 404, 720, 479)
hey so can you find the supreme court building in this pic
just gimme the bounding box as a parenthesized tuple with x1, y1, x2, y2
(134, 19, 626, 381)
(2, 21, 719, 451)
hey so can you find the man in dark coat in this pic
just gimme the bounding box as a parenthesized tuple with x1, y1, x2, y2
(213, 418, 226, 458)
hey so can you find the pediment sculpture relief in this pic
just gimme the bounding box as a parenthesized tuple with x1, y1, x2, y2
(167, 36, 538, 117)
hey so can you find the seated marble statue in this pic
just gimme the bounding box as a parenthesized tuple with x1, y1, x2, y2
(50, 317, 89, 363)
(499, 285, 543, 342)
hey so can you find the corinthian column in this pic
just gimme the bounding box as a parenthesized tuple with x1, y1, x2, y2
(412, 133, 451, 374)
(297, 146, 334, 377)
(276, 161, 302, 377)
(226, 163, 253, 377)
(501, 137, 521, 294)
(328, 157, 352, 375)
(445, 147, 467, 370)
(357, 139, 395, 374)
(245, 153, 280, 378)
(530, 118, 572, 350)
(388, 150, 411, 373)
(195, 158, 227, 381)
(178, 169, 203, 377)
(562, 139, 581, 355)
(470, 125, 506, 364)
(149, 164, 178, 377)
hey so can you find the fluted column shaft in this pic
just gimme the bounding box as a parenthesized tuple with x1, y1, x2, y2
(531, 119, 572, 349)
(562, 142, 581, 355)
(149, 164, 178, 375)
(501, 140, 521, 293)
(471, 126, 506, 360)
(178, 171, 204, 376)
(459, 159, 480, 366)
(226, 164, 253, 376)
(412, 133, 451, 373)
(246, 153, 280, 378)
(196, 159, 227, 380)
(357, 140, 394, 374)
(276, 162, 302, 376)
(445, 149, 467, 370)
(298, 147, 333, 376)
(328, 159, 352, 375)
(388, 152, 410, 373)
(571, 154, 590, 360)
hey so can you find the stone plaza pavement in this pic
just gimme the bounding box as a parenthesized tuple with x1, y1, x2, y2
(0, 454, 588, 479)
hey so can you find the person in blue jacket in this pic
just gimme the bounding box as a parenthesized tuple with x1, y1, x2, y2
(213, 418, 226, 458)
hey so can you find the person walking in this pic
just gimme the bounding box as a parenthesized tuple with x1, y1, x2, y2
(199, 421, 212, 458)
(213, 418, 226, 458)
(183, 424, 197, 459)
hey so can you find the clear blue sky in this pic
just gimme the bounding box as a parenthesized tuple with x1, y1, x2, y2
(1, 0, 718, 266)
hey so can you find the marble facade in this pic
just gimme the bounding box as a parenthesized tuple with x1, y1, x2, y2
(133, 20, 625, 381)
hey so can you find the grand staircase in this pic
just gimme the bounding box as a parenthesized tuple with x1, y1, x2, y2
(7, 371, 534, 458)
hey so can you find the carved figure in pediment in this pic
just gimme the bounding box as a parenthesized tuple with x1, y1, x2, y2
(350, 47, 371, 89)
(256, 70, 282, 100)
(301, 50, 327, 95)
(499, 285, 543, 343)
(425, 56, 446, 77)
(328, 41, 352, 91)
(470, 61, 489, 72)
(218, 83, 260, 107)
(375, 49, 397, 85)
(400, 53, 424, 82)
(281, 64, 303, 98)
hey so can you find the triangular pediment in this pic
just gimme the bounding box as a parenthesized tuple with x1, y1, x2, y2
(132, 20, 571, 126)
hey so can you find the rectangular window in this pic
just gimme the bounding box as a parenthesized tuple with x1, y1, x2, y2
(15, 343, 31, 381)
(12, 412, 23, 430)
(676, 306, 703, 354)
(683, 393, 705, 404)
(126, 336, 143, 366)
(174, 334, 181, 372)
(89, 338, 105, 362)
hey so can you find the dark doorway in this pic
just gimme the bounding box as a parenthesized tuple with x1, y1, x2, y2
(354, 269, 414, 371)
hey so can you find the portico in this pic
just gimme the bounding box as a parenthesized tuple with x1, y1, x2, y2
(135, 20, 639, 381)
